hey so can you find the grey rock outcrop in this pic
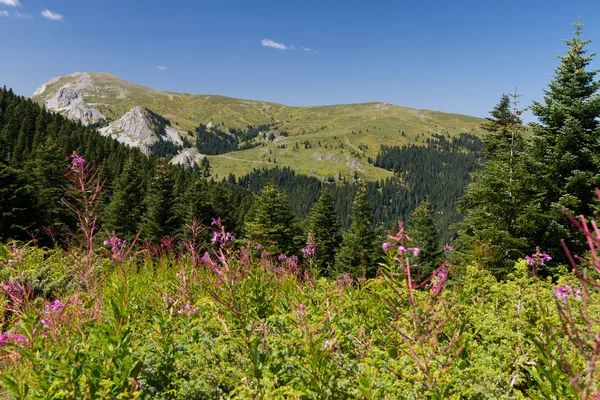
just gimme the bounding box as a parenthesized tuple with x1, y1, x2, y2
(99, 106, 182, 154)
(169, 148, 205, 167)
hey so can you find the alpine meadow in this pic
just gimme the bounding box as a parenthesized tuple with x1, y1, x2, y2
(2, 1, 600, 398)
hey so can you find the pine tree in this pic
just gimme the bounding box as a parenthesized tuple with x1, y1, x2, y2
(31, 137, 70, 233)
(456, 92, 530, 278)
(335, 182, 379, 278)
(307, 186, 342, 274)
(140, 162, 177, 242)
(104, 155, 146, 238)
(244, 183, 300, 255)
(525, 20, 600, 267)
(480, 94, 523, 160)
(406, 202, 442, 281)
(0, 164, 38, 241)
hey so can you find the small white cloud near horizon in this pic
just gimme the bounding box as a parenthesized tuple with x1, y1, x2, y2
(0, 10, 8, 16)
(14, 11, 32, 18)
(261, 39, 294, 50)
(41, 9, 63, 21)
(0, 0, 21, 7)
(157, 65, 168, 71)
(301, 47, 319, 53)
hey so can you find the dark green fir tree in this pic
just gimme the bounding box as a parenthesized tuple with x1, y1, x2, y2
(456, 92, 530, 278)
(406, 201, 442, 281)
(104, 155, 146, 239)
(140, 162, 178, 242)
(335, 182, 379, 278)
(306, 186, 342, 274)
(244, 183, 300, 255)
(524, 19, 600, 268)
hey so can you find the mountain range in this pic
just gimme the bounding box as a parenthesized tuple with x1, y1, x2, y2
(31, 72, 485, 180)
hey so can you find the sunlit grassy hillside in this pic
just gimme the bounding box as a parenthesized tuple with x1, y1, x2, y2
(32, 72, 485, 180)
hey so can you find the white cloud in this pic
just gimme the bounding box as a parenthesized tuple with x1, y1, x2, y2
(261, 39, 294, 50)
(0, 0, 21, 7)
(301, 47, 319, 53)
(0, 10, 8, 16)
(14, 11, 32, 18)
(41, 9, 63, 21)
(157, 65, 168, 71)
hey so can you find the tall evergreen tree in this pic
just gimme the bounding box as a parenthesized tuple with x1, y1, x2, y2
(140, 162, 177, 242)
(31, 137, 70, 233)
(406, 202, 442, 281)
(335, 182, 379, 278)
(0, 164, 37, 241)
(244, 183, 300, 255)
(456, 92, 530, 278)
(104, 155, 146, 239)
(525, 20, 600, 267)
(307, 186, 342, 274)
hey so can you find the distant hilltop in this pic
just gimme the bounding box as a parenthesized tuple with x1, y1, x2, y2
(31, 72, 484, 179)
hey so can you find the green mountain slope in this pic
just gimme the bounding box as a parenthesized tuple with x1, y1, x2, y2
(32, 72, 485, 180)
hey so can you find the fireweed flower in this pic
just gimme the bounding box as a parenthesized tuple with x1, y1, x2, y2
(554, 285, 572, 302)
(336, 273, 353, 291)
(426, 268, 447, 295)
(202, 252, 218, 268)
(278, 254, 287, 261)
(69, 152, 85, 171)
(526, 249, 552, 268)
(252, 322, 269, 336)
(302, 246, 316, 258)
(104, 236, 126, 259)
(303, 233, 318, 259)
(50, 299, 64, 312)
(443, 244, 454, 254)
(12, 334, 25, 343)
(211, 231, 235, 247)
(554, 284, 581, 302)
(285, 256, 299, 272)
(411, 247, 421, 257)
(382, 242, 392, 252)
(525, 256, 534, 266)
(296, 303, 307, 317)
(210, 217, 235, 247)
(178, 303, 198, 316)
(0, 332, 27, 345)
(398, 246, 406, 254)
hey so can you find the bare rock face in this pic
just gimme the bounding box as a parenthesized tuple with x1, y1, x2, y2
(46, 87, 105, 125)
(34, 72, 105, 126)
(169, 148, 205, 167)
(99, 106, 182, 154)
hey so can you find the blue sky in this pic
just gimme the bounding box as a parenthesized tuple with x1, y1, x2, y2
(2, 0, 600, 119)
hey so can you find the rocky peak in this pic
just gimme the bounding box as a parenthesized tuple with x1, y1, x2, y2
(99, 106, 182, 154)
(37, 73, 105, 126)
